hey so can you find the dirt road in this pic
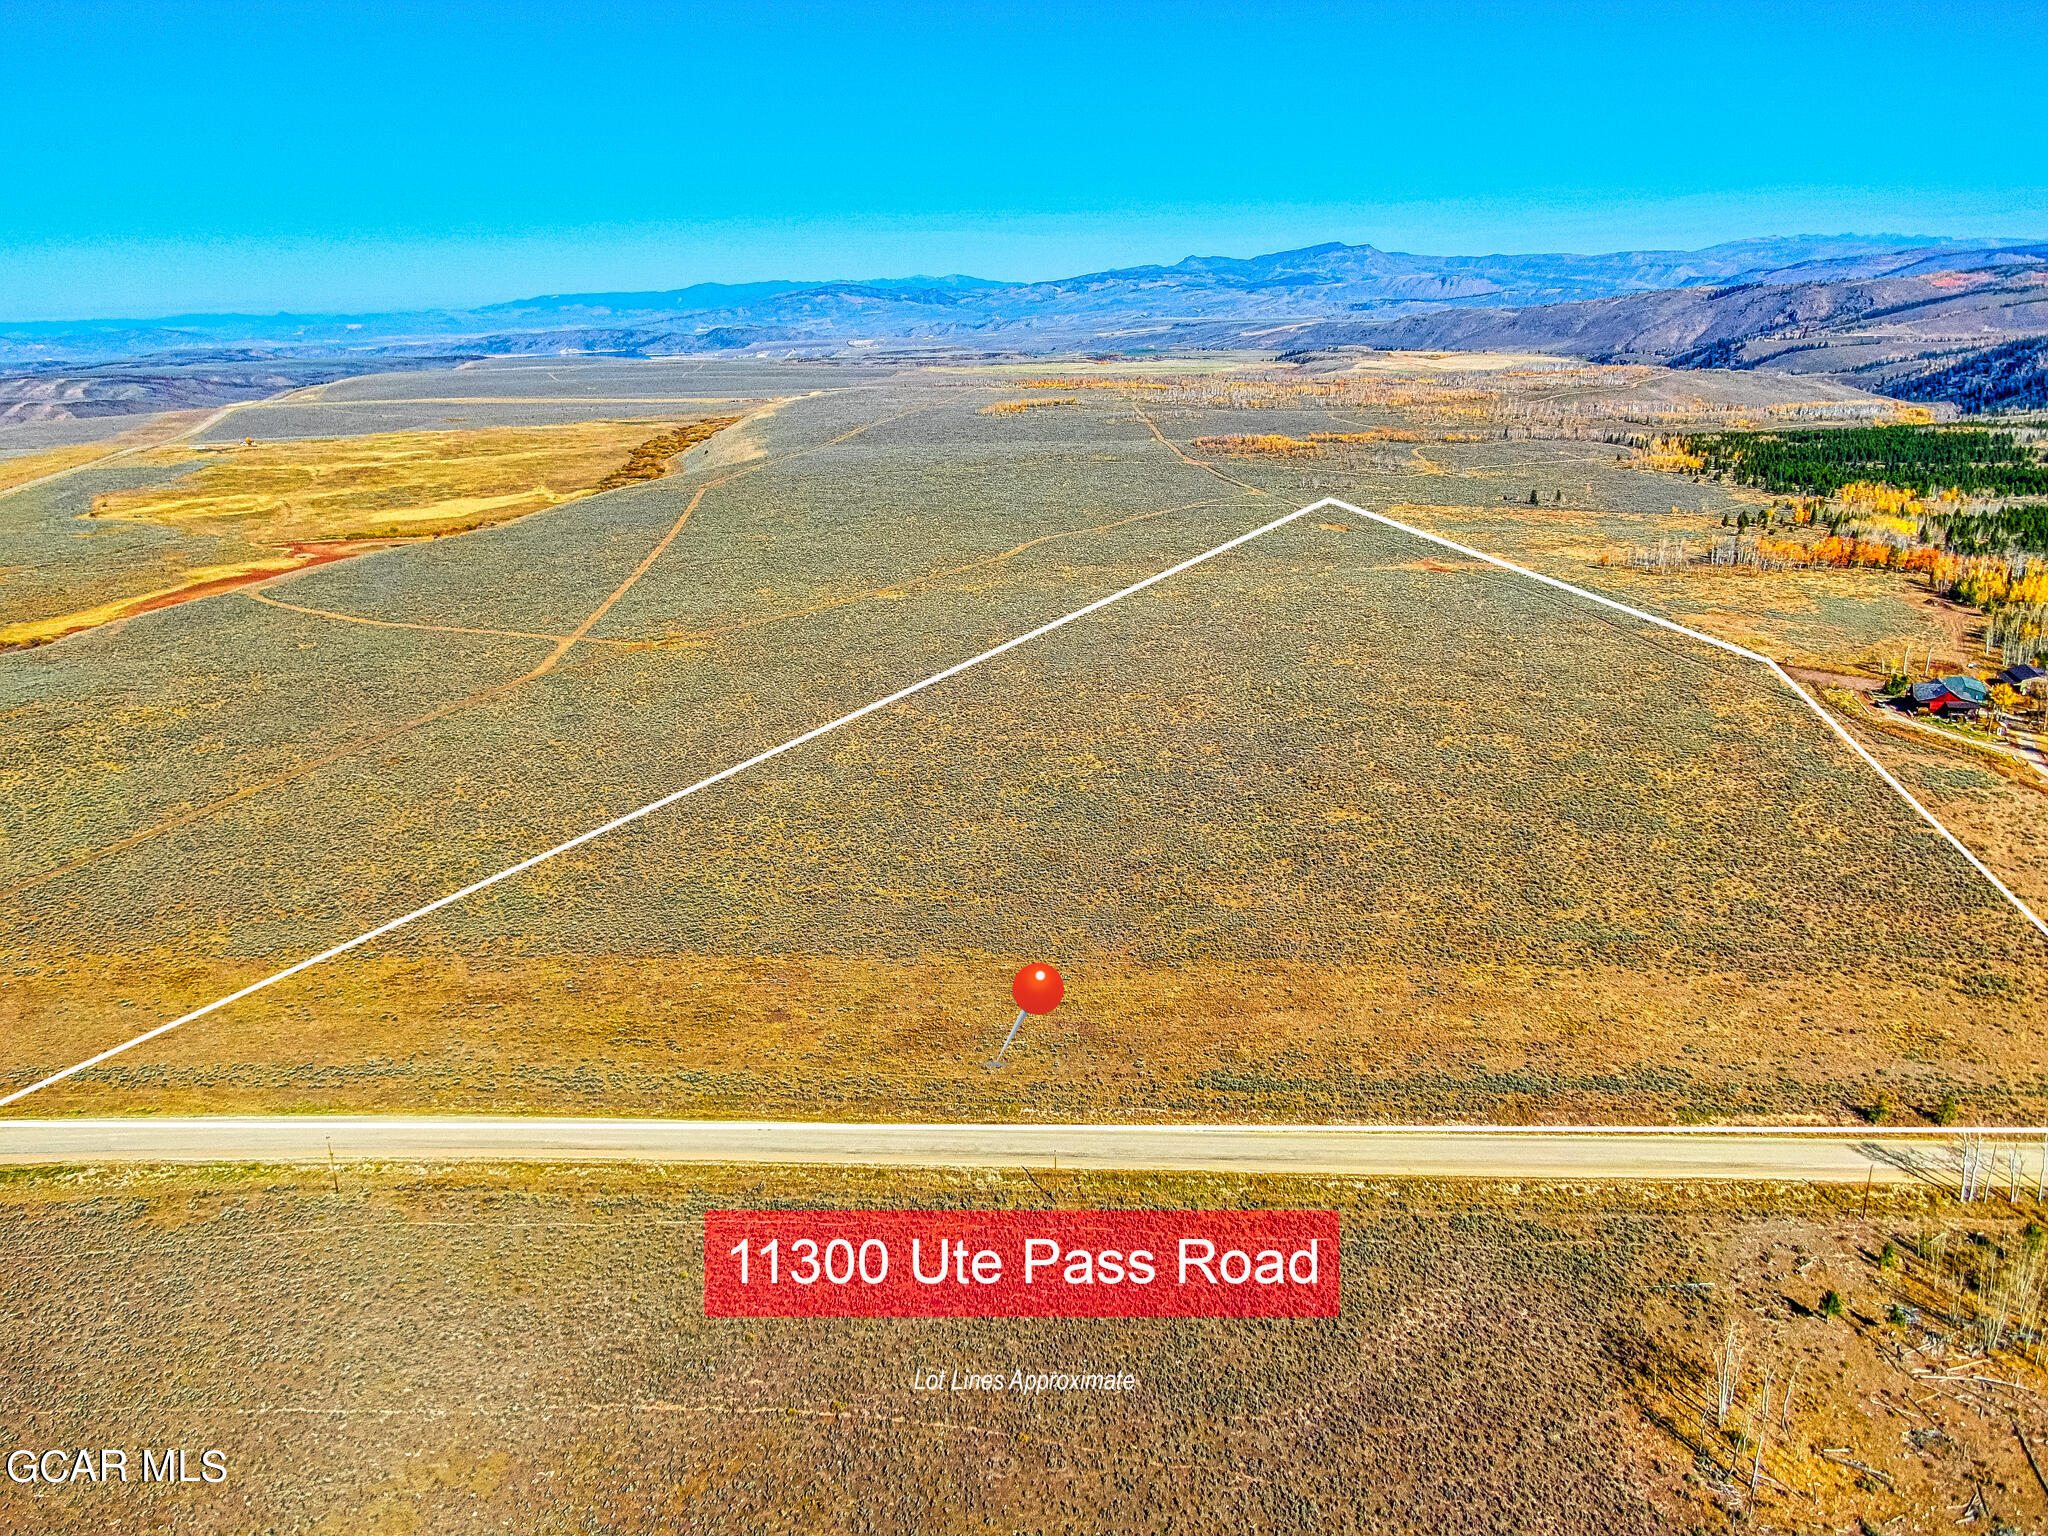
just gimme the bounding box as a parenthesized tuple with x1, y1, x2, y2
(0, 1117, 2006, 1185)
(0, 396, 285, 503)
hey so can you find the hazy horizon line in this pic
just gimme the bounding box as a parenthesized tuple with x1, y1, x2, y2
(4, 227, 2041, 330)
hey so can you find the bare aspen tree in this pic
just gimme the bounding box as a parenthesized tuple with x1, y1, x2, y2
(1749, 1368, 1774, 1506)
(1926, 1228, 1954, 1327)
(1989, 1241, 2041, 1358)
(1715, 1319, 1742, 1430)
(1960, 1135, 1987, 1202)
(1983, 1249, 2008, 1352)
(2012, 1248, 2045, 1363)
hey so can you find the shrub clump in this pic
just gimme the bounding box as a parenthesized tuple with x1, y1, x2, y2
(597, 417, 739, 490)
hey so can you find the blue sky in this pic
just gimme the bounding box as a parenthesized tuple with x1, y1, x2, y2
(4, 0, 2044, 319)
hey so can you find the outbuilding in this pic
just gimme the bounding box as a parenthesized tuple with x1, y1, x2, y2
(1994, 662, 2046, 691)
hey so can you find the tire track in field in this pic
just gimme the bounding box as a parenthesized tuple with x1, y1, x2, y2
(646, 495, 1244, 647)
(9, 479, 1224, 902)
(526, 481, 717, 677)
(239, 591, 642, 647)
(225, 393, 926, 653)
(1128, 399, 1270, 497)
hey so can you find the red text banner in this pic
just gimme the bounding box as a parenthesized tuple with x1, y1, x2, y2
(703, 1210, 1339, 1318)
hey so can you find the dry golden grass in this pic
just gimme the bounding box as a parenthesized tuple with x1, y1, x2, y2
(1822, 698, 2048, 912)
(91, 417, 734, 545)
(10, 946, 2027, 1125)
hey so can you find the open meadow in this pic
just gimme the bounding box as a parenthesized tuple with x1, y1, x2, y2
(2, 357, 2042, 1123)
(3, 1159, 2045, 1534)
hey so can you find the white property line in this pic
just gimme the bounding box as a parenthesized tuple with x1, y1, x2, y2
(7, 493, 2041, 1110)
(0, 503, 1318, 1107)
(1319, 496, 2048, 944)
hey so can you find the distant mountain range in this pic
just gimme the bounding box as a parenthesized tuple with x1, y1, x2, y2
(6, 234, 2048, 421)
(1279, 252, 2048, 412)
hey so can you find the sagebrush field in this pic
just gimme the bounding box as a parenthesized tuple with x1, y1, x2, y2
(3, 1160, 2044, 1534)
(2, 358, 2041, 1122)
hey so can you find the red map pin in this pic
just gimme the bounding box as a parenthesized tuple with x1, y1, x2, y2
(1012, 963, 1065, 1015)
(991, 963, 1063, 1067)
